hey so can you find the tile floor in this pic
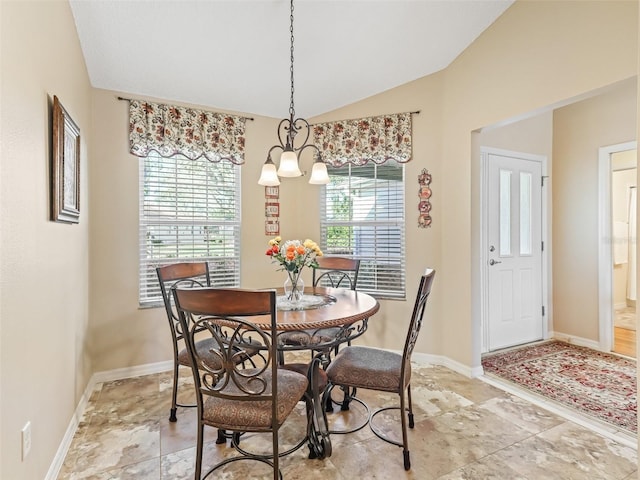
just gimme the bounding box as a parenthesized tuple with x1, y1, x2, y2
(57, 358, 638, 479)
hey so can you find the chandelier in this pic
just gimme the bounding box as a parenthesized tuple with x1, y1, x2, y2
(258, 0, 329, 186)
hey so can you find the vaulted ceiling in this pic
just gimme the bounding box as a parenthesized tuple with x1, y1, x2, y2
(70, 0, 514, 118)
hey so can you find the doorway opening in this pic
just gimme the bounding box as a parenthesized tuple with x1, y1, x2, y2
(599, 143, 637, 358)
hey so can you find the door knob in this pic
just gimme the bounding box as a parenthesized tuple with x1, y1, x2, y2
(489, 259, 502, 266)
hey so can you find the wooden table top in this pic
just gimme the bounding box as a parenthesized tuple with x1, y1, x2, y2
(263, 286, 380, 332)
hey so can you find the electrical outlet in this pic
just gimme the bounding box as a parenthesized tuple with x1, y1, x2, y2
(21, 421, 31, 460)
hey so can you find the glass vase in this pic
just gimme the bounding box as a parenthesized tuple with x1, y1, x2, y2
(284, 272, 305, 305)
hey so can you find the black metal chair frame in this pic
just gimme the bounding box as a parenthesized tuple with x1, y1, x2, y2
(173, 287, 312, 480)
(322, 269, 436, 470)
(156, 262, 211, 423)
(311, 257, 362, 411)
(312, 257, 360, 290)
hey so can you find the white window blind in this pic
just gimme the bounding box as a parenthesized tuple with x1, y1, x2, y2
(139, 152, 241, 307)
(320, 161, 406, 299)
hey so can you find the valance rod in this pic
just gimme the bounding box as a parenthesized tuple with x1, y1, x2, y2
(310, 110, 420, 127)
(116, 96, 254, 121)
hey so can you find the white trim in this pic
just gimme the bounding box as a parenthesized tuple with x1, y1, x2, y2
(411, 352, 483, 378)
(550, 331, 603, 352)
(44, 379, 97, 480)
(45, 360, 173, 480)
(479, 147, 549, 353)
(92, 360, 173, 384)
(598, 141, 637, 353)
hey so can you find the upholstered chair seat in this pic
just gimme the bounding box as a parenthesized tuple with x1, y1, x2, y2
(325, 346, 409, 393)
(177, 338, 261, 371)
(177, 338, 222, 369)
(202, 368, 308, 430)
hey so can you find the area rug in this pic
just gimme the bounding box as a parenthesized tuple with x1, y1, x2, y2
(482, 340, 637, 433)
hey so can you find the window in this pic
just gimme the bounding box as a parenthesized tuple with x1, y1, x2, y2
(139, 152, 241, 306)
(320, 161, 406, 299)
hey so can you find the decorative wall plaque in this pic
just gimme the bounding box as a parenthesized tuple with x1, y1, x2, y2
(418, 168, 432, 228)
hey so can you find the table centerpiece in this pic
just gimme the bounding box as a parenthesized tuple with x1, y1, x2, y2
(265, 236, 323, 306)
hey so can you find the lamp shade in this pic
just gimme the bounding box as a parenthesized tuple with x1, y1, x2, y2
(277, 150, 302, 177)
(258, 162, 281, 186)
(309, 161, 330, 184)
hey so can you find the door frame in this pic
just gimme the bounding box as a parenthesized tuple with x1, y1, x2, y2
(480, 147, 549, 353)
(597, 141, 637, 352)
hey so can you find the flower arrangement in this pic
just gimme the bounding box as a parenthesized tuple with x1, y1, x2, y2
(265, 236, 323, 273)
(265, 236, 323, 303)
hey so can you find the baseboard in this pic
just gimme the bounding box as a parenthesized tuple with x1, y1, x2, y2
(92, 360, 173, 384)
(44, 377, 96, 480)
(549, 331, 603, 352)
(411, 352, 483, 378)
(45, 360, 173, 480)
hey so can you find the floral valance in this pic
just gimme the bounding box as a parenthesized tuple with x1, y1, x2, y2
(312, 113, 412, 167)
(128, 100, 246, 164)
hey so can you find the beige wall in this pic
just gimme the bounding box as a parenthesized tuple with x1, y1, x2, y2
(89, 90, 281, 371)
(0, 1, 92, 479)
(553, 79, 637, 341)
(89, 0, 639, 373)
(89, 71, 445, 367)
(305, 73, 445, 353)
(445, 0, 638, 367)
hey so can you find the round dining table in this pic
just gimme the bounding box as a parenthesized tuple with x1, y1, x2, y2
(273, 285, 378, 330)
(196, 285, 380, 460)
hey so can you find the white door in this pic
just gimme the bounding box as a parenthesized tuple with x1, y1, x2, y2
(486, 151, 543, 351)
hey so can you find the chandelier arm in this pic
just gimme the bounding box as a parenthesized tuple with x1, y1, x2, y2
(297, 143, 323, 161)
(267, 145, 285, 159)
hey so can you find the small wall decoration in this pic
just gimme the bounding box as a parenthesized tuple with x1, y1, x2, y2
(418, 168, 432, 228)
(265, 186, 279, 198)
(265, 201, 280, 217)
(265, 219, 280, 235)
(51, 95, 81, 223)
(265, 186, 280, 234)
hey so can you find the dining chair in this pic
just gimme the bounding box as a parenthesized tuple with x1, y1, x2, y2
(312, 256, 360, 290)
(279, 256, 360, 353)
(173, 287, 310, 480)
(322, 268, 436, 470)
(156, 262, 212, 423)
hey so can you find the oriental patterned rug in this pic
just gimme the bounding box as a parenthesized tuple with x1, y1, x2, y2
(482, 340, 637, 434)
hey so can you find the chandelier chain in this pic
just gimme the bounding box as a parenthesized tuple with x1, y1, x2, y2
(289, 0, 295, 118)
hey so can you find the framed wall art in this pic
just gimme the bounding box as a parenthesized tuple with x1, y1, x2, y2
(265, 185, 279, 199)
(265, 219, 280, 236)
(265, 201, 280, 217)
(51, 95, 80, 223)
